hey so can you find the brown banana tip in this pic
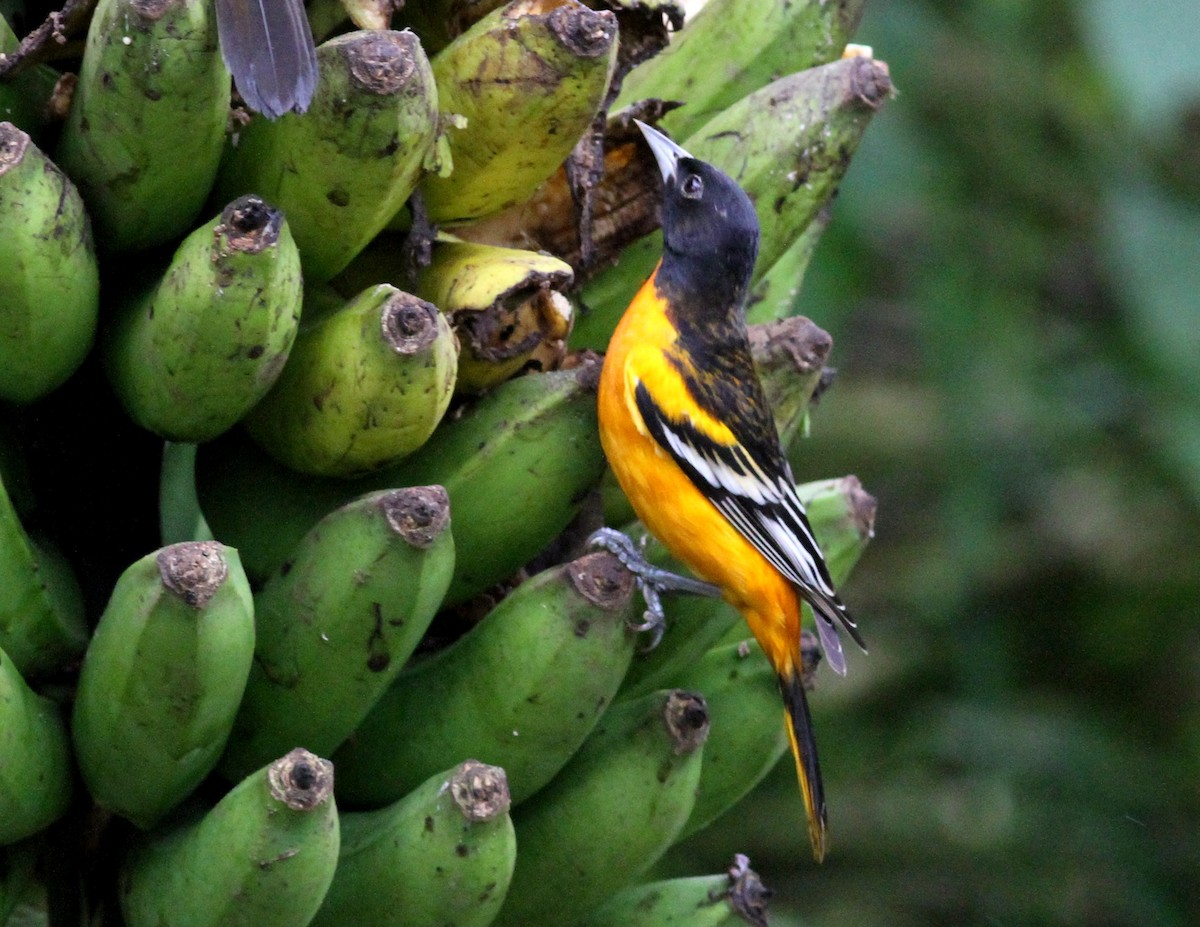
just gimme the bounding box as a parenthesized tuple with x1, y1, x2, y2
(268, 748, 335, 810)
(567, 550, 637, 610)
(381, 293, 441, 354)
(449, 760, 511, 822)
(843, 475, 877, 540)
(664, 690, 710, 755)
(346, 30, 419, 95)
(724, 854, 772, 927)
(157, 541, 229, 608)
(848, 55, 894, 109)
(747, 316, 833, 373)
(547, 2, 617, 59)
(382, 485, 451, 548)
(219, 195, 284, 253)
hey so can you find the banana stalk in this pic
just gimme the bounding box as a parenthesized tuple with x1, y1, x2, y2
(420, 0, 618, 224)
(0, 122, 99, 404)
(70, 542, 255, 829)
(578, 854, 772, 927)
(615, 0, 866, 140)
(243, 284, 458, 477)
(120, 749, 340, 927)
(216, 29, 440, 283)
(490, 689, 709, 927)
(0, 470, 86, 679)
(331, 551, 638, 807)
(54, 0, 230, 253)
(0, 643, 73, 844)
(197, 363, 606, 600)
(104, 195, 304, 443)
(310, 761, 516, 927)
(219, 487, 454, 780)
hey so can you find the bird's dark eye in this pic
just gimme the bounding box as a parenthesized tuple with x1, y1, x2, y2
(681, 173, 704, 199)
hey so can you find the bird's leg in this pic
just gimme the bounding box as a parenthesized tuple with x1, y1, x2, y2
(586, 527, 720, 648)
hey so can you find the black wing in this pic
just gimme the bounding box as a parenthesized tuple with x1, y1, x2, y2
(216, 0, 318, 119)
(633, 379, 865, 674)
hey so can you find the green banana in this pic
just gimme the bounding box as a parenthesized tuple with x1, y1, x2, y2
(0, 15, 59, 145)
(310, 760, 516, 927)
(332, 550, 638, 807)
(0, 469, 86, 679)
(419, 0, 618, 224)
(579, 854, 772, 927)
(53, 0, 229, 253)
(336, 234, 575, 393)
(490, 689, 710, 927)
(219, 486, 454, 780)
(619, 476, 877, 700)
(0, 122, 99, 405)
(615, 0, 866, 140)
(0, 644, 73, 845)
(197, 363, 606, 601)
(216, 29, 440, 283)
(104, 195, 304, 443)
(669, 639, 793, 840)
(748, 315, 834, 453)
(70, 541, 255, 829)
(120, 748, 340, 927)
(744, 200, 834, 326)
(243, 284, 457, 477)
(575, 53, 893, 349)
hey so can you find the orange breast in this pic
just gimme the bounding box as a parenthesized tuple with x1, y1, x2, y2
(598, 273, 803, 672)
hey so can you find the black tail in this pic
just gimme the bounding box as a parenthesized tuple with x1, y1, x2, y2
(215, 0, 318, 119)
(779, 668, 828, 862)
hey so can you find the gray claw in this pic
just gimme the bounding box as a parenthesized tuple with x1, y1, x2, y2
(586, 527, 720, 651)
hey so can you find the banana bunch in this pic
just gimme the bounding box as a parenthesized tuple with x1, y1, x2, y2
(0, 0, 890, 921)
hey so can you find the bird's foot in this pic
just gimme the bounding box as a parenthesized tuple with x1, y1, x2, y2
(587, 527, 720, 649)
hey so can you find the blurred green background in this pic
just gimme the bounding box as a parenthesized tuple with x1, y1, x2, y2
(658, 1, 1200, 924)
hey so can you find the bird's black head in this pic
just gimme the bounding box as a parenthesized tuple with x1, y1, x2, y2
(638, 121, 760, 319)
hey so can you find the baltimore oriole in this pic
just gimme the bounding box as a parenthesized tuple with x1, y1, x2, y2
(596, 121, 867, 861)
(214, 0, 318, 119)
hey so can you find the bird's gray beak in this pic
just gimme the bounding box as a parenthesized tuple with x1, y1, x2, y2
(635, 120, 694, 183)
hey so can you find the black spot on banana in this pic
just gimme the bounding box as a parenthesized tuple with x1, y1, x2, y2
(218, 486, 454, 781)
(331, 550, 639, 808)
